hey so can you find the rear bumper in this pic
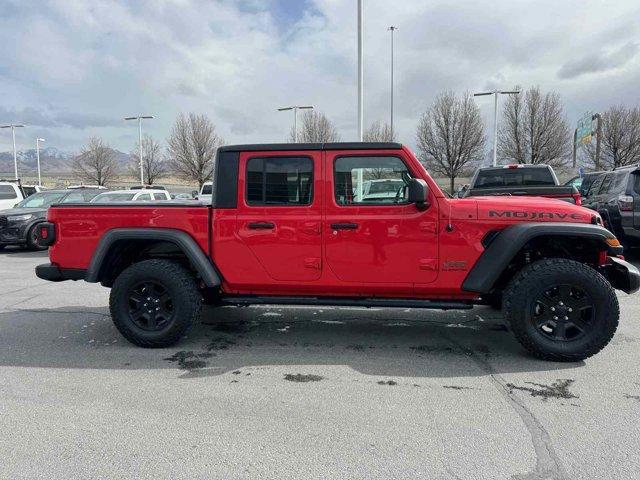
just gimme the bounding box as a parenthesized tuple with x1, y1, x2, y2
(35, 263, 87, 282)
(602, 257, 640, 294)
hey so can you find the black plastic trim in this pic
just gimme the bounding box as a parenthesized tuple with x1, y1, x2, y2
(602, 256, 640, 294)
(85, 228, 221, 287)
(462, 222, 622, 293)
(221, 295, 473, 310)
(218, 142, 402, 153)
(213, 150, 239, 208)
(36, 263, 87, 282)
(35, 221, 55, 247)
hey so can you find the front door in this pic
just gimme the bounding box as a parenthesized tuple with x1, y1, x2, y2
(324, 151, 439, 290)
(235, 152, 322, 281)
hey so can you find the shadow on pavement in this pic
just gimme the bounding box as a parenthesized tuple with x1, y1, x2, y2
(0, 247, 49, 258)
(0, 303, 583, 378)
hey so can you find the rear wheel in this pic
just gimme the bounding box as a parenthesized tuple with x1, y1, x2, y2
(109, 259, 202, 348)
(503, 259, 618, 362)
(26, 224, 47, 251)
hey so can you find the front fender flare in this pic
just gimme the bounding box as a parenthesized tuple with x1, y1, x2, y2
(462, 222, 621, 294)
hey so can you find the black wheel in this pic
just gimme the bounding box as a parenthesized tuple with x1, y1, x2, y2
(109, 259, 202, 348)
(26, 224, 47, 251)
(503, 259, 619, 362)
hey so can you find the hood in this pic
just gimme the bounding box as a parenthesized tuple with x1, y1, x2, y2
(0, 207, 47, 218)
(450, 196, 596, 224)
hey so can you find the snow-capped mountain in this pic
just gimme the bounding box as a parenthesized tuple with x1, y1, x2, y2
(0, 147, 132, 175)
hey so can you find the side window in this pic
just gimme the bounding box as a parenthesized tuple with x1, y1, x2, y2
(61, 192, 85, 203)
(0, 185, 18, 200)
(334, 156, 412, 205)
(137, 193, 152, 201)
(598, 174, 614, 195)
(634, 173, 640, 195)
(153, 192, 168, 201)
(588, 174, 606, 196)
(246, 157, 313, 206)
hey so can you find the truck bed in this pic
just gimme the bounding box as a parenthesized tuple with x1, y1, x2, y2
(46, 202, 211, 270)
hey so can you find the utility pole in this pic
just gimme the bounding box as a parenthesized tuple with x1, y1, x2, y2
(473, 90, 519, 166)
(1, 124, 25, 179)
(357, 0, 363, 141)
(277, 106, 314, 142)
(36, 138, 45, 186)
(124, 115, 153, 185)
(388, 26, 397, 139)
(572, 128, 578, 168)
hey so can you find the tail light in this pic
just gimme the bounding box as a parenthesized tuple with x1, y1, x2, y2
(618, 195, 634, 212)
(36, 222, 56, 247)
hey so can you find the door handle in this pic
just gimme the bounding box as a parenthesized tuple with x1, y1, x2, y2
(248, 222, 275, 230)
(330, 222, 358, 230)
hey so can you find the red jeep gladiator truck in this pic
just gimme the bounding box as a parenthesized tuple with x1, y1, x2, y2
(35, 142, 639, 361)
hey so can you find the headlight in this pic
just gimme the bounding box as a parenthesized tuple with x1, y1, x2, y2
(7, 214, 34, 222)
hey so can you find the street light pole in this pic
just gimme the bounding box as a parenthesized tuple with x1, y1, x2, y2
(1, 124, 25, 179)
(357, 0, 363, 141)
(124, 115, 154, 185)
(36, 138, 45, 186)
(277, 106, 314, 142)
(388, 26, 397, 139)
(473, 90, 519, 166)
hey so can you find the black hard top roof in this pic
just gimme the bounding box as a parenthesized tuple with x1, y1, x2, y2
(218, 142, 402, 153)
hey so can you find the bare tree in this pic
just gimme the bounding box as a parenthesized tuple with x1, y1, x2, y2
(290, 110, 340, 142)
(364, 121, 397, 142)
(71, 137, 117, 186)
(416, 91, 485, 194)
(580, 105, 640, 170)
(167, 113, 224, 188)
(499, 86, 570, 166)
(128, 134, 167, 185)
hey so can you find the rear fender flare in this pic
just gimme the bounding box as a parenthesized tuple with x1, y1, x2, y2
(85, 228, 221, 287)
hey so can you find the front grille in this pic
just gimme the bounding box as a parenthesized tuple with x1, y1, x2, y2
(0, 216, 7, 228)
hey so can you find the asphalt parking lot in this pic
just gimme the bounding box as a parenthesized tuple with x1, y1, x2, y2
(1, 249, 639, 480)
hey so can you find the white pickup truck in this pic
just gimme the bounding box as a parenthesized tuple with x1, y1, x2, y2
(0, 181, 25, 210)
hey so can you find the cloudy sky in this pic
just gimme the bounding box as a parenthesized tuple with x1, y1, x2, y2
(1, 0, 639, 155)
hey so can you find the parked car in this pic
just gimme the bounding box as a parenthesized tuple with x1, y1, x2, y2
(173, 193, 196, 200)
(582, 165, 640, 247)
(564, 171, 605, 198)
(0, 180, 26, 210)
(197, 182, 213, 202)
(35, 142, 638, 362)
(352, 179, 407, 202)
(463, 164, 581, 204)
(21, 185, 46, 197)
(0, 188, 103, 250)
(90, 189, 171, 203)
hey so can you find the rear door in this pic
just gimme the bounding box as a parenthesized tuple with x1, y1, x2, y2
(324, 151, 439, 291)
(632, 172, 640, 228)
(235, 151, 322, 281)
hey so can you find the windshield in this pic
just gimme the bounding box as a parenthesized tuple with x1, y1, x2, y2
(200, 184, 212, 195)
(474, 168, 555, 188)
(91, 193, 136, 203)
(15, 192, 66, 208)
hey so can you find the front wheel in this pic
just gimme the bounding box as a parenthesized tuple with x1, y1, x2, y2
(503, 259, 619, 362)
(27, 224, 48, 251)
(109, 259, 202, 348)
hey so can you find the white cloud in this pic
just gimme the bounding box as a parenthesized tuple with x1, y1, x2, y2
(0, 0, 638, 156)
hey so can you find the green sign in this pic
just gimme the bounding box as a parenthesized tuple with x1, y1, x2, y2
(576, 113, 594, 144)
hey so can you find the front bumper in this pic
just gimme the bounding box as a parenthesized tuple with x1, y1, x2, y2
(35, 263, 87, 282)
(0, 221, 30, 245)
(602, 256, 640, 294)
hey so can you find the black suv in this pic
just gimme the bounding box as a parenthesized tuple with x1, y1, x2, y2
(583, 166, 640, 247)
(0, 189, 103, 251)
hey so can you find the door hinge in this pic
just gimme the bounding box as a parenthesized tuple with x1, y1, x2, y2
(419, 259, 438, 271)
(304, 257, 322, 269)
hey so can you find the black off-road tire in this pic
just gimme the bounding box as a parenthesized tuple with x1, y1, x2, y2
(26, 224, 48, 251)
(503, 258, 619, 362)
(109, 259, 202, 348)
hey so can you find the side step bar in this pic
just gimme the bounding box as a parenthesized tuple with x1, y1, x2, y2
(220, 296, 473, 310)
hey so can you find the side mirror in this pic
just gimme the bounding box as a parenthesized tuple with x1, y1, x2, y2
(191, 190, 198, 198)
(407, 178, 429, 210)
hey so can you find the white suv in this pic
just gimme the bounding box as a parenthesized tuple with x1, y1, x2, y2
(90, 189, 171, 203)
(0, 182, 25, 210)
